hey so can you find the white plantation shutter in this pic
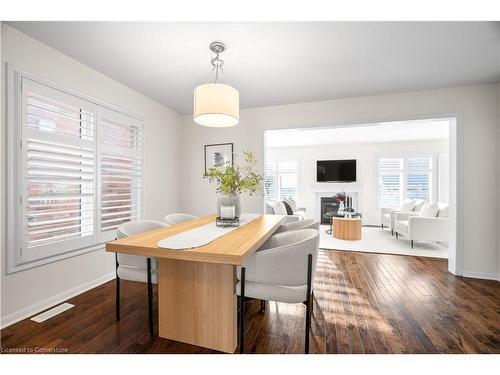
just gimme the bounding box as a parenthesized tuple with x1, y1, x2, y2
(97, 108, 143, 241)
(21, 78, 96, 262)
(278, 161, 298, 200)
(265, 161, 297, 201)
(377, 158, 402, 208)
(265, 162, 277, 200)
(377, 156, 433, 208)
(406, 157, 431, 201)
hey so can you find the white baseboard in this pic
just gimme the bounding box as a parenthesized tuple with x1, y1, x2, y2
(0, 272, 115, 329)
(461, 271, 500, 281)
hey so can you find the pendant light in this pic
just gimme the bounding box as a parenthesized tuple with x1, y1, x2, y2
(193, 42, 239, 127)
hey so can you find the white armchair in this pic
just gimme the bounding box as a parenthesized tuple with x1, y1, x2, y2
(394, 203, 449, 248)
(380, 199, 425, 235)
(236, 228, 319, 353)
(380, 207, 397, 234)
(115, 220, 167, 335)
(162, 213, 198, 225)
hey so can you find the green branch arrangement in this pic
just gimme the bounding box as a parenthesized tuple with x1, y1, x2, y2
(204, 150, 263, 195)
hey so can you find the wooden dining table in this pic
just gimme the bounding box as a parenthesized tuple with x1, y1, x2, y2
(105, 213, 285, 353)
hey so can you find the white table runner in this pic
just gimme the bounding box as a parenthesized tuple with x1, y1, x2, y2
(157, 213, 261, 250)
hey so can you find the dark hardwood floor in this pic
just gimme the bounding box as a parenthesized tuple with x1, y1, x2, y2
(1, 250, 499, 354)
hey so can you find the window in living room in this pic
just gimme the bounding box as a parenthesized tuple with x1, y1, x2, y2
(377, 156, 432, 208)
(377, 158, 403, 208)
(406, 157, 432, 201)
(265, 161, 298, 201)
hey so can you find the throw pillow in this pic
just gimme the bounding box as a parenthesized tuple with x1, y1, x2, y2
(273, 201, 288, 215)
(282, 201, 294, 215)
(419, 202, 439, 217)
(399, 199, 416, 211)
(286, 197, 298, 212)
(437, 204, 450, 218)
(413, 199, 426, 212)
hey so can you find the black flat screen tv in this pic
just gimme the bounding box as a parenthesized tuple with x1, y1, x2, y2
(317, 159, 356, 182)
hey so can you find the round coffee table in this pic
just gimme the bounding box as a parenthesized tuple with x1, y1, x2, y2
(332, 216, 362, 240)
(326, 212, 362, 235)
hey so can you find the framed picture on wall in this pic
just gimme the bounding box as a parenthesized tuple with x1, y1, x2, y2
(204, 143, 234, 175)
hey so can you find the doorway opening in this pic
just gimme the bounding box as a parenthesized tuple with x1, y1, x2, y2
(264, 117, 461, 274)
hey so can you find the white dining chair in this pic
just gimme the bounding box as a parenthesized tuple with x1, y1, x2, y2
(236, 228, 320, 353)
(115, 220, 167, 335)
(162, 213, 198, 225)
(276, 218, 320, 233)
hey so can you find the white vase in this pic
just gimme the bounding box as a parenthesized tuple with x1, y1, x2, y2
(338, 201, 345, 212)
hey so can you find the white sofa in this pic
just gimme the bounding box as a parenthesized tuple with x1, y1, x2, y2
(394, 202, 449, 248)
(266, 199, 306, 223)
(380, 199, 425, 235)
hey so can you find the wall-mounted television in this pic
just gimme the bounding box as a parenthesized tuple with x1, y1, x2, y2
(317, 159, 356, 182)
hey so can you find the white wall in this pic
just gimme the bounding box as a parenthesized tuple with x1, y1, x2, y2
(267, 140, 449, 225)
(180, 83, 499, 278)
(0, 24, 183, 325)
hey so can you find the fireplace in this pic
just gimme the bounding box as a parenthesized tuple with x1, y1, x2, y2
(315, 189, 360, 224)
(320, 196, 340, 224)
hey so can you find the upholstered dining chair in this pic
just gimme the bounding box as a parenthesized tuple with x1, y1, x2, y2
(276, 218, 320, 233)
(162, 213, 198, 225)
(115, 220, 167, 335)
(236, 228, 320, 353)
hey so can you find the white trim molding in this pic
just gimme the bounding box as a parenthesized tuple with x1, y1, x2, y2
(0, 272, 115, 329)
(461, 271, 500, 282)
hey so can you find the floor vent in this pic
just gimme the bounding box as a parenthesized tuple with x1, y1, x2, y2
(30, 303, 75, 323)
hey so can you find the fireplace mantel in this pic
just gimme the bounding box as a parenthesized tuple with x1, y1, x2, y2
(310, 182, 364, 193)
(314, 189, 362, 222)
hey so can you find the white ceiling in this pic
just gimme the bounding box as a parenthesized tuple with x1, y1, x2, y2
(7, 22, 500, 114)
(265, 119, 450, 148)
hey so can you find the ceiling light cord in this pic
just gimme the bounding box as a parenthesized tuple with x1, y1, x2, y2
(219, 66, 229, 84)
(207, 65, 216, 82)
(206, 49, 229, 85)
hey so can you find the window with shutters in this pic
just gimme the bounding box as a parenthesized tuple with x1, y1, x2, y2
(8, 69, 143, 272)
(406, 157, 432, 201)
(377, 158, 403, 208)
(264, 162, 278, 201)
(97, 108, 143, 242)
(377, 156, 432, 208)
(265, 161, 298, 201)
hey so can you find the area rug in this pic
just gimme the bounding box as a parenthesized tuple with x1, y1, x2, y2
(319, 225, 448, 259)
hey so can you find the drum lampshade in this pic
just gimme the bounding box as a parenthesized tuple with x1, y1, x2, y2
(193, 83, 239, 127)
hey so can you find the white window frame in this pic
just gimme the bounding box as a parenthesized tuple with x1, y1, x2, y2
(376, 155, 433, 208)
(7, 64, 144, 273)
